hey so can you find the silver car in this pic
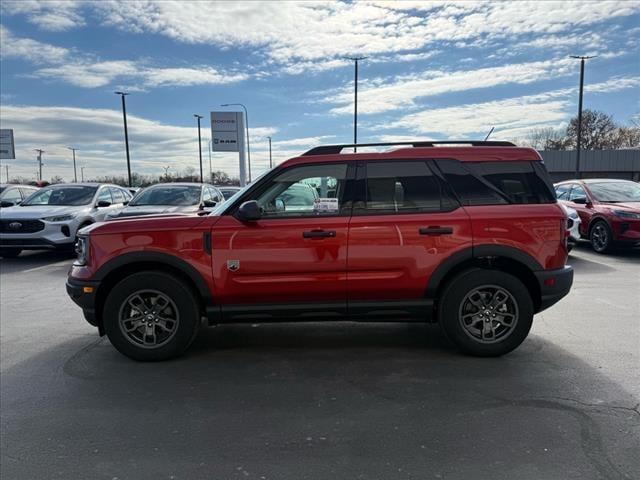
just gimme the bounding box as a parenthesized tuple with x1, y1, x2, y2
(0, 184, 39, 207)
(0, 183, 132, 257)
(560, 203, 581, 251)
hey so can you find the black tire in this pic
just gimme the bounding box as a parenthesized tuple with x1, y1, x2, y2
(589, 220, 614, 254)
(0, 248, 22, 258)
(103, 271, 201, 361)
(438, 268, 534, 357)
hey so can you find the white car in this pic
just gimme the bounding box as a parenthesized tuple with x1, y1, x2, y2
(560, 203, 581, 251)
(0, 183, 132, 257)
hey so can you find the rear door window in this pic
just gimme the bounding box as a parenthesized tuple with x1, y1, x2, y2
(361, 161, 455, 214)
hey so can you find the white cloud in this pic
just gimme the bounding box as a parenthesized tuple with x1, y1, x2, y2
(1, 0, 85, 31)
(1, 27, 249, 89)
(0, 25, 69, 63)
(379, 76, 640, 139)
(0, 104, 290, 180)
(326, 58, 577, 115)
(93, 0, 640, 72)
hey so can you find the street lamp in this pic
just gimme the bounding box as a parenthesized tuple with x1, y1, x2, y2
(344, 56, 368, 152)
(570, 55, 596, 179)
(267, 136, 273, 169)
(67, 147, 78, 182)
(220, 103, 251, 181)
(114, 91, 132, 187)
(208, 139, 213, 183)
(194, 114, 204, 183)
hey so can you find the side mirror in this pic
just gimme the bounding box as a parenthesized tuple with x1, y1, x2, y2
(96, 200, 112, 208)
(203, 200, 217, 208)
(123, 200, 129, 206)
(275, 198, 285, 212)
(237, 200, 262, 222)
(572, 197, 588, 205)
(0, 201, 16, 208)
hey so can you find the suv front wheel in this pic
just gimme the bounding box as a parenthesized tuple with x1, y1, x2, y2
(439, 269, 534, 357)
(103, 271, 201, 361)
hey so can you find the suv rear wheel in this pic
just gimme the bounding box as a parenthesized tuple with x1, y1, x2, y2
(439, 269, 533, 357)
(103, 271, 201, 361)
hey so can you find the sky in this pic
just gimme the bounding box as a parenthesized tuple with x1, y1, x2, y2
(0, 0, 639, 182)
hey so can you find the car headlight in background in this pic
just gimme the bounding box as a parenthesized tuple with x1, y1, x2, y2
(75, 236, 89, 266)
(612, 210, 640, 220)
(42, 214, 76, 222)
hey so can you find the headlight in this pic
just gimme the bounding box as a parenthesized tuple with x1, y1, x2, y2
(43, 214, 76, 222)
(612, 210, 640, 220)
(74, 236, 89, 266)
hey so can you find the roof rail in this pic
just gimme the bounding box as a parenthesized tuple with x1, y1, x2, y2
(302, 140, 516, 156)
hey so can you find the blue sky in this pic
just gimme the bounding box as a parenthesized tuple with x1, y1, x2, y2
(0, 0, 639, 181)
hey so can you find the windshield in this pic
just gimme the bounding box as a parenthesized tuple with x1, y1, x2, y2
(21, 186, 97, 206)
(220, 188, 240, 200)
(130, 185, 202, 206)
(588, 181, 640, 203)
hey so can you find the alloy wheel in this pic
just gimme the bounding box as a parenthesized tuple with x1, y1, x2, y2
(591, 223, 609, 252)
(118, 290, 180, 349)
(458, 285, 519, 344)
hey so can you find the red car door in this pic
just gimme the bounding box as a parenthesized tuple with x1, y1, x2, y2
(347, 160, 473, 314)
(210, 162, 352, 318)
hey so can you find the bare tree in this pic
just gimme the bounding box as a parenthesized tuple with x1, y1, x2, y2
(565, 109, 618, 150)
(525, 127, 567, 150)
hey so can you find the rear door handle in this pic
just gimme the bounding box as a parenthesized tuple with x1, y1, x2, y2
(419, 226, 453, 236)
(303, 230, 336, 239)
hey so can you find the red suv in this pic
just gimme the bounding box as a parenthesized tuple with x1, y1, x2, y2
(67, 141, 573, 361)
(555, 179, 640, 253)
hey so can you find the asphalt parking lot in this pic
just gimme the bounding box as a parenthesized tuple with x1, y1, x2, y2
(1, 244, 639, 480)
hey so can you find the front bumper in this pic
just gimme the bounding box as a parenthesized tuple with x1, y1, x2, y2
(0, 221, 77, 249)
(535, 266, 574, 312)
(66, 277, 101, 330)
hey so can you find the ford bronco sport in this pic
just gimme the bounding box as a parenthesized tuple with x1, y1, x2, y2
(67, 141, 573, 361)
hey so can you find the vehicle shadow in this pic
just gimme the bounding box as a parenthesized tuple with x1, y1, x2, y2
(0, 249, 74, 274)
(2, 323, 638, 480)
(572, 240, 640, 262)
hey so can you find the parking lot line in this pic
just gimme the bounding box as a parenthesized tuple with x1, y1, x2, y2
(20, 259, 72, 274)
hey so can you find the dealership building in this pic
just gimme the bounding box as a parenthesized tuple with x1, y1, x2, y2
(540, 149, 640, 182)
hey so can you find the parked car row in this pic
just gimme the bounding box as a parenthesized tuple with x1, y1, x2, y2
(554, 179, 640, 253)
(0, 182, 233, 258)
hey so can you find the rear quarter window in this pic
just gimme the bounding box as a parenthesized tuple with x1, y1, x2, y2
(436, 159, 555, 205)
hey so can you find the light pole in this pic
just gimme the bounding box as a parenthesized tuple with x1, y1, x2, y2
(35, 149, 44, 181)
(267, 136, 273, 169)
(344, 56, 367, 152)
(220, 103, 251, 181)
(4, 165, 8, 182)
(67, 147, 78, 182)
(81, 166, 85, 182)
(208, 139, 213, 183)
(570, 55, 596, 179)
(115, 91, 132, 187)
(194, 114, 204, 183)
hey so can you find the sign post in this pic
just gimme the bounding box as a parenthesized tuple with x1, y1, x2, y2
(210, 111, 246, 186)
(0, 129, 16, 160)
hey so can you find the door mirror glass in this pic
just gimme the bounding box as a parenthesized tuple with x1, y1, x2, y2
(275, 198, 285, 212)
(237, 200, 262, 221)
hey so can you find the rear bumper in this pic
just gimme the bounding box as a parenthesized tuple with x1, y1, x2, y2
(535, 266, 574, 312)
(66, 277, 101, 330)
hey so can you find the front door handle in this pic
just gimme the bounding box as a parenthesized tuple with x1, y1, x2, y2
(303, 230, 336, 239)
(419, 226, 453, 236)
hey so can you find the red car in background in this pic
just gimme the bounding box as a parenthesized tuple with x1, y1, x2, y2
(555, 179, 640, 253)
